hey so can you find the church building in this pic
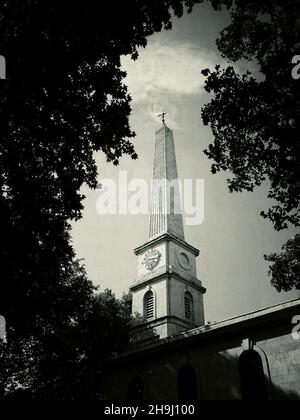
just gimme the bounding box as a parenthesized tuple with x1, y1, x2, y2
(102, 121, 300, 400)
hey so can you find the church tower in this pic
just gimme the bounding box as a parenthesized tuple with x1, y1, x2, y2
(130, 120, 206, 342)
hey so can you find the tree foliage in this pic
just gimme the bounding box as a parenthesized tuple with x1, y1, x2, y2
(0, 0, 201, 332)
(0, 263, 133, 400)
(265, 234, 300, 292)
(201, 0, 300, 231)
(0, 0, 201, 399)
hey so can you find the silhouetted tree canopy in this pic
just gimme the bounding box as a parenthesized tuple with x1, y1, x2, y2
(0, 0, 203, 399)
(201, 0, 300, 231)
(265, 234, 300, 291)
(0, 271, 133, 399)
(200, 0, 300, 292)
(0, 0, 204, 333)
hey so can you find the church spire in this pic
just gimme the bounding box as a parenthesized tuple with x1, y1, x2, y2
(130, 121, 206, 342)
(149, 122, 185, 241)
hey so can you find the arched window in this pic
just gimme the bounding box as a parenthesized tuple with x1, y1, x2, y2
(184, 292, 194, 321)
(144, 291, 154, 321)
(178, 365, 198, 400)
(239, 350, 268, 400)
(128, 376, 144, 400)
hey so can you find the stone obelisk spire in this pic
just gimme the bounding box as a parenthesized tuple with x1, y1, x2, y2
(149, 117, 185, 241)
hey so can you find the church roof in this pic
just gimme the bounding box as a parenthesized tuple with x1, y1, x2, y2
(108, 298, 300, 364)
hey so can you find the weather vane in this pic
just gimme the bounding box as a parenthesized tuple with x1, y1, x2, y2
(157, 111, 167, 125)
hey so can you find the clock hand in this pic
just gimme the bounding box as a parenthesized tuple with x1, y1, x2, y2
(147, 256, 158, 261)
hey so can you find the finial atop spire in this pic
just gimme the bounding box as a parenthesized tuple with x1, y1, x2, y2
(157, 111, 167, 125)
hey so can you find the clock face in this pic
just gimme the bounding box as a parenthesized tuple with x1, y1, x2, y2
(142, 249, 161, 271)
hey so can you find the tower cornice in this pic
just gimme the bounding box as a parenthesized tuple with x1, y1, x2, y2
(134, 233, 200, 257)
(130, 271, 206, 294)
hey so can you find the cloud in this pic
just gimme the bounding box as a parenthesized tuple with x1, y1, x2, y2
(121, 39, 219, 102)
(121, 39, 222, 127)
(121, 38, 260, 128)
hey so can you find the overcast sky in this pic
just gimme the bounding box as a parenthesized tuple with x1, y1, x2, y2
(71, 3, 299, 323)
